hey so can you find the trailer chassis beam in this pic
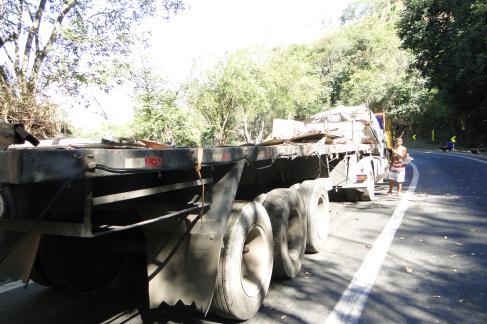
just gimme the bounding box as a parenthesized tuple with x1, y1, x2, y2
(0, 203, 209, 238)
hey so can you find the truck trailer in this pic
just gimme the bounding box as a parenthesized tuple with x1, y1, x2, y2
(0, 106, 389, 320)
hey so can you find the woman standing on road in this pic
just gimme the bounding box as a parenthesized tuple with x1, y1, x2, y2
(387, 137, 410, 196)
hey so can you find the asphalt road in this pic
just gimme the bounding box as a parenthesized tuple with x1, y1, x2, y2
(1, 149, 486, 323)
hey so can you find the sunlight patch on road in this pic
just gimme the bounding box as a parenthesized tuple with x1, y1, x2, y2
(325, 163, 419, 324)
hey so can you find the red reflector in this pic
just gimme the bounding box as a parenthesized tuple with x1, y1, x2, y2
(145, 157, 162, 168)
(356, 174, 367, 182)
(222, 152, 231, 161)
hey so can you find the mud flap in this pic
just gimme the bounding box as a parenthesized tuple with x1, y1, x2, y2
(0, 231, 40, 282)
(144, 160, 245, 314)
(145, 222, 221, 312)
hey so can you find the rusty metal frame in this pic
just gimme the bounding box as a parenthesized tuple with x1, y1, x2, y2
(0, 203, 207, 238)
(92, 178, 212, 206)
(0, 144, 377, 184)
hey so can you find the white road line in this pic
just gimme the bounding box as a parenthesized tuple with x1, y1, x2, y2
(325, 163, 419, 324)
(0, 280, 23, 294)
(421, 151, 487, 166)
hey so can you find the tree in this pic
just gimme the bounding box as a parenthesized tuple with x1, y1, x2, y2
(310, 0, 444, 140)
(0, 0, 183, 137)
(266, 46, 323, 121)
(315, 1, 409, 109)
(131, 67, 199, 147)
(187, 47, 323, 145)
(397, 0, 487, 144)
(186, 65, 239, 146)
(188, 49, 272, 145)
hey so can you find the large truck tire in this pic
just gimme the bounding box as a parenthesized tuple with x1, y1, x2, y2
(263, 188, 306, 279)
(31, 235, 124, 293)
(212, 201, 273, 321)
(299, 180, 330, 253)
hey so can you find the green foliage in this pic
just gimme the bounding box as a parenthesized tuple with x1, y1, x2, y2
(316, 1, 405, 107)
(5, 0, 479, 146)
(185, 0, 447, 145)
(0, 0, 184, 137)
(309, 0, 442, 136)
(131, 69, 199, 147)
(186, 65, 239, 145)
(266, 46, 323, 121)
(397, 0, 487, 145)
(187, 47, 322, 144)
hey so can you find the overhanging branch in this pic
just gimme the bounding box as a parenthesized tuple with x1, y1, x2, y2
(21, 0, 48, 82)
(28, 0, 77, 89)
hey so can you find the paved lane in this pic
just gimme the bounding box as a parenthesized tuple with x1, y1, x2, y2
(359, 150, 487, 323)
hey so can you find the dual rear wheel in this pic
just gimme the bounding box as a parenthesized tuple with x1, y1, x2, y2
(30, 182, 329, 321)
(211, 201, 273, 320)
(213, 181, 330, 320)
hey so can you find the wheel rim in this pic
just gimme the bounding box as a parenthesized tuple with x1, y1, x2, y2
(316, 195, 329, 239)
(287, 208, 302, 261)
(241, 225, 270, 297)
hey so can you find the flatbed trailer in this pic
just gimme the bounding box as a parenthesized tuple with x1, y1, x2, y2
(0, 134, 388, 320)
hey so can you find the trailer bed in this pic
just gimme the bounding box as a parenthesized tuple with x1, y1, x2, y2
(0, 142, 377, 184)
